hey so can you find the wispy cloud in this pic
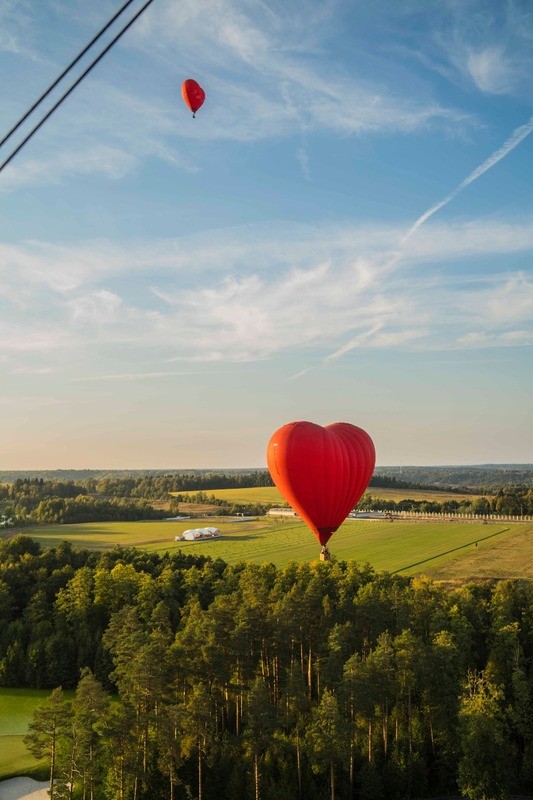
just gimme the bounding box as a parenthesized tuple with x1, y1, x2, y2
(482, 273, 533, 325)
(2, 215, 532, 377)
(72, 370, 213, 382)
(0, 0, 34, 57)
(314, 114, 533, 364)
(296, 147, 311, 181)
(463, 46, 517, 94)
(67, 290, 123, 324)
(0, 0, 474, 189)
(0, 324, 70, 352)
(10, 366, 55, 374)
(384, 0, 533, 97)
(457, 330, 533, 348)
(0, 145, 137, 191)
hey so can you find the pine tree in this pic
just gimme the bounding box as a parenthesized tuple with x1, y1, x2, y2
(305, 688, 349, 800)
(457, 673, 514, 800)
(243, 677, 277, 800)
(24, 687, 72, 800)
(72, 668, 110, 800)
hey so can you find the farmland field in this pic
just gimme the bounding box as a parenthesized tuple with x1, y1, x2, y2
(172, 486, 481, 504)
(6, 518, 532, 579)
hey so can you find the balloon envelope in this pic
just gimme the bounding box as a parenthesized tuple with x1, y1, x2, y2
(181, 79, 205, 115)
(267, 421, 375, 546)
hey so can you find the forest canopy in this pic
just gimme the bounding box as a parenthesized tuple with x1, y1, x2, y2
(1, 535, 531, 800)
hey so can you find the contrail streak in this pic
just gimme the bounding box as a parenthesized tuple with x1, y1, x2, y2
(402, 115, 533, 243)
(320, 115, 533, 366)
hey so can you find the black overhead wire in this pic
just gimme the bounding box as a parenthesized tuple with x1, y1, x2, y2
(0, 0, 158, 176)
(0, 0, 140, 152)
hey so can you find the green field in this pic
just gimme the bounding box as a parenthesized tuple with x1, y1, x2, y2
(172, 486, 480, 504)
(0, 688, 61, 780)
(7, 518, 532, 579)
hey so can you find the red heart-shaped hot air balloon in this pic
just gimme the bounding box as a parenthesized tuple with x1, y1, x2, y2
(181, 79, 205, 117)
(267, 421, 375, 548)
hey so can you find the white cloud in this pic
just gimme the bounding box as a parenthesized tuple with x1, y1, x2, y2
(296, 147, 311, 181)
(464, 46, 517, 94)
(378, 0, 533, 97)
(72, 370, 210, 382)
(0, 0, 34, 56)
(0, 325, 69, 352)
(0, 144, 137, 191)
(67, 290, 123, 324)
(457, 330, 533, 348)
(1, 215, 532, 370)
(501, 330, 533, 342)
(10, 366, 55, 374)
(483, 273, 533, 324)
(0, 0, 475, 190)
(4, 217, 532, 300)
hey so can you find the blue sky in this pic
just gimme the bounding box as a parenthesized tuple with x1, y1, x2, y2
(0, 0, 532, 468)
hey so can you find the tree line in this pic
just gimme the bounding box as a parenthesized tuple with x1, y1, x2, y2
(0, 472, 479, 513)
(371, 466, 533, 490)
(359, 487, 533, 516)
(170, 486, 533, 518)
(0, 474, 275, 525)
(1, 477, 531, 528)
(1, 535, 531, 799)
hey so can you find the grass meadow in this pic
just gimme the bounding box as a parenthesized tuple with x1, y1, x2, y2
(171, 486, 480, 505)
(8, 517, 532, 579)
(0, 688, 72, 780)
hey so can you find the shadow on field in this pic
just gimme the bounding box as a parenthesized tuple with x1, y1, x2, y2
(392, 528, 510, 574)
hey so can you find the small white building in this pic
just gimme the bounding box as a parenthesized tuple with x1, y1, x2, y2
(175, 527, 222, 542)
(267, 507, 298, 518)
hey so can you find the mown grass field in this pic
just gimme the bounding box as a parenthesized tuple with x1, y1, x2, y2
(0, 736, 45, 781)
(172, 486, 480, 504)
(0, 688, 64, 780)
(8, 518, 532, 579)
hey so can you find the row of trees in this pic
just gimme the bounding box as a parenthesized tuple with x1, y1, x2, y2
(0, 472, 479, 515)
(360, 487, 533, 516)
(168, 491, 269, 517)
(170, 487, 533, 518)
(0, 479, 88, 515)
(0, 497, 166, 527)
(31, 497, 166, 525)
(0, 474, 275, 526)
(1, 535, 532, 799)
(5, 475, 531, 531)
(87, 472, 275, 500)
(374, 466, 533, 490)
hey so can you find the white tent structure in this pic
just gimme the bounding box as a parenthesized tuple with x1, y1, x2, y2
(175, 527, 222, 542)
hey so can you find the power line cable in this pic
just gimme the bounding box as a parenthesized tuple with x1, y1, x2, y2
(0, 0, 140, 151)
(0, 0, 157, 176)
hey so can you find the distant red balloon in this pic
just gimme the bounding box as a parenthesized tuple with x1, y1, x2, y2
(181, 79, 205, 117)
(267, 421, 375, 547)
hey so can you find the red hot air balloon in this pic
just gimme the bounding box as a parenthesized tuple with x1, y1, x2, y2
(267, 421, 375, 556)
(181, 79, 205, 118)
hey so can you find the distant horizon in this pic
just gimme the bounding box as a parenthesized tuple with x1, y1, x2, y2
(1, 463, 531, 473)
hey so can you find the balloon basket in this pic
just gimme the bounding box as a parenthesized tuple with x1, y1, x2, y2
(320, 547, 331, 562)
